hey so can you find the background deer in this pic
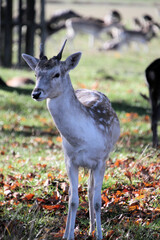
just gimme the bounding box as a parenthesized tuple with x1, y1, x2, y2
(66, 17, 118, 47)
(100, 23, 157, 51)
(145, 58, 160, 147)
(100, 13, 159, 51)
(22, 40, 120, 240)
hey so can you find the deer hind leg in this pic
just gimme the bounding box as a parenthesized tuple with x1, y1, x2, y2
(150, 96, 159, 147)
(63, 164, 79, 240)
(151, 109, 159, 147)
(93, 163, 106, 240)
(88, 169, 95, 235)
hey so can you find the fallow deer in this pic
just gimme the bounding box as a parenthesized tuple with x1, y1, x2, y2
(65, 17, 118, 47)
(119, 13, 160, 49)
(100, 21, 157, 51)
(120, 25, 156, 46)
(6, 77, 34, 87)
(45, 9, 82, 37)
(22, 40, 120, 239)
(145, 58, 160, 147)
(0, 76, 34, 87)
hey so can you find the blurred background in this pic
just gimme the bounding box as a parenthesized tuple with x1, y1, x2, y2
(0, 0, 160, 67)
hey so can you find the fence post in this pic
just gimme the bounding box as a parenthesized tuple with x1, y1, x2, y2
(17, 0, 23, 67)
(40, 0, 45, 54)
(4, 0, 12, 67)
(25, 0, 35, 56)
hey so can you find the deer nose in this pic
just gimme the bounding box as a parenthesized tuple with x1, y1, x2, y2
(32, 91, 41, 99)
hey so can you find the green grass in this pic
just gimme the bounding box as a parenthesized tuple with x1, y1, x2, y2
(0, 32, 160, 239)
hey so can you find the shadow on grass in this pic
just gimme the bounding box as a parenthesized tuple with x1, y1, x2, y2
(112, 101, 149, 116)
(129, 134, 153, 149)
(1, 86, 149, 116)
(0, 85, 32, 95)
(1, 127, 58, 138)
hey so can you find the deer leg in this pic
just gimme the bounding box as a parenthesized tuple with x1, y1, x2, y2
(89, 35, 95, 48)
(63, 187, 71, 239)
(88, 169, 95, 235)
(63, 163, 79, 240)
(93, 164, 105, 240)
(150, 96, 159, 147)
(151, 110, 158, 147)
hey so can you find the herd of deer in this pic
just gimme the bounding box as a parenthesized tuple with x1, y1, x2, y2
(53, 9, 160, 50)
(44, 9, 160, 50)
(21, 36, 160, 239)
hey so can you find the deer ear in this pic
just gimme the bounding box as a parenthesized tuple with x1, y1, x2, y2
(22, 54, 39, 71)
(65, 52, 82, 71)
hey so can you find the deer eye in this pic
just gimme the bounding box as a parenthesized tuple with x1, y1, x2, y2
(52, 73, 60, 78)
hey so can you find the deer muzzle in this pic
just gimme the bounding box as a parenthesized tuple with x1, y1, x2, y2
(32, 88, 42, 100)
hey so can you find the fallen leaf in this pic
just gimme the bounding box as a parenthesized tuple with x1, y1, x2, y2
(42, 204, 64, 210)
(91, 81, 99, 90)
(136, 195, 145, 200)
(104, 175, 109, 181)
(125, 170, 132, 183)
(106, 230, 114, 239)
(154, 208, 160, 212)
(77, 82, 86, 88)
(56, 136, 62, 142)
(47, 173, 54, 180)
(23, 193, 35, 201)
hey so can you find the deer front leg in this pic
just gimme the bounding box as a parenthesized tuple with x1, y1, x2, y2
(93, 164, 105, 240)
(63, 164, 79, 240)
(88, 169, 95, 236)
(63, 187, 71, 239)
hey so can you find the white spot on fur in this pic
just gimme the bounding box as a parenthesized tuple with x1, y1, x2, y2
(99, 118, 104, 122)
(99, 124, 105, 130)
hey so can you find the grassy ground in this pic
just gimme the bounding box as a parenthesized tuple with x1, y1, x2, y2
(0, 22, 160, 240)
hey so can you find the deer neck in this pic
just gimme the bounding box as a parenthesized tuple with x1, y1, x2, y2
(47, 74, 84, 143)
(47, 74, 78, 114)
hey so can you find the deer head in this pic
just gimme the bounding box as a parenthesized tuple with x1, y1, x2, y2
(22, 40, 81, 101)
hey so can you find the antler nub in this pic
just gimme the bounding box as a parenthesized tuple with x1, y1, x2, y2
(39, 43, 48, 60)
(56, 39, 67, 61)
